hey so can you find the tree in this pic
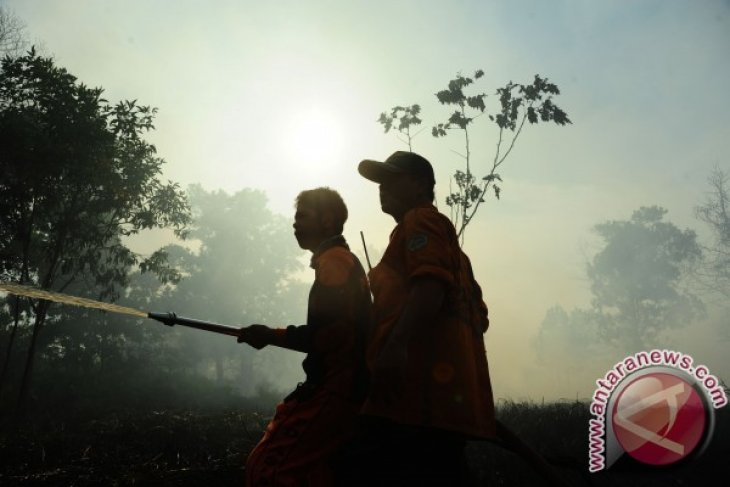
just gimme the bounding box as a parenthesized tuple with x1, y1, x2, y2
(379, 72, 571, 485)
(533, 206, 705, 399)
(0, 6, 27, 57)
(588, 206, 703, 351)
(378, 71, 570, 243)
(694, 166, 730, 300)
(377, 104, 423, 151)
(30, 261, 215, 413)
(0, 49, 191, 408)
(128, 185, 309, 395)
(532, 305, 607, 396)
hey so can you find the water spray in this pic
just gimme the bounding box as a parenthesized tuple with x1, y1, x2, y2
(0, 282, 242, 339)
(0, 282, 570, 484)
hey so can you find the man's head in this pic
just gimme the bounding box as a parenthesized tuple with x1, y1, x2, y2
(358, 151, 435, 221)
(294, 187, 348, 251)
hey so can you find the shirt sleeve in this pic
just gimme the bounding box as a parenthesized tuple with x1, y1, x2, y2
(401, 208, 457, 287)
(283, 325, 310, 352)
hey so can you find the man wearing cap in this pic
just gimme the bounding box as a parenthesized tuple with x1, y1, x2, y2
(335, 151, 496, 486)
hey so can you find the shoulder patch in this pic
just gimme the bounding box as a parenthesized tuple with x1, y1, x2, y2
(407, 233, 428, 251)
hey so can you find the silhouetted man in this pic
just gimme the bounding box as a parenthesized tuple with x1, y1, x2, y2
(239, 187, 371, 487)
(336, 151, 496, 486)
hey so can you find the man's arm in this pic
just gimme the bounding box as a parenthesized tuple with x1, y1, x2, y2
(369, 277, 445, 405)
(385, 278, 445, 347)
(238, 324, 309, 353)
(238, 247, 356, 353)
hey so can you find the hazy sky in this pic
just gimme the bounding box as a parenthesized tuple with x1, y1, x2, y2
(6, 0, 730, 400)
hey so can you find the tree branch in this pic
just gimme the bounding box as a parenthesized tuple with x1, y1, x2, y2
(458, 105, 532, 238)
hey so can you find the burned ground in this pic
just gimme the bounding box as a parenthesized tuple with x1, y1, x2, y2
(1, 400, 726, 486)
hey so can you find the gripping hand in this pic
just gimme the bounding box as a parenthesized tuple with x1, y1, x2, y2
(237, 324, 272, 350)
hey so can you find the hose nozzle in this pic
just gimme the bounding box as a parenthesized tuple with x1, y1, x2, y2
(147, 311, 177, 326)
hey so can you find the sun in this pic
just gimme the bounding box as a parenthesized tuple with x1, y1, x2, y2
(284, 104, 345, 171)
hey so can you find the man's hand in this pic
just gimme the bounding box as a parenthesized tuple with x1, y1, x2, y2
(369, 341, 408, 406)
(238, 324, 273, 350)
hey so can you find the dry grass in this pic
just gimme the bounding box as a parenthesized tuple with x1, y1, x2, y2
(0, 399, 727, 486)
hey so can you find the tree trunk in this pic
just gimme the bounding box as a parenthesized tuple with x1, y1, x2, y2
(239, 351, 254, 396)
(17, 301, 48, 411)
(215, 356, 223, 384)
(0, 296, 21, 398)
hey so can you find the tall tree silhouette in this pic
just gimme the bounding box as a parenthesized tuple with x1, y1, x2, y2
(588, 206, 703, 350)
(0, 49, 191, 408)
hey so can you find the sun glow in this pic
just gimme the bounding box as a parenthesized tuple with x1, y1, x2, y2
(284, 105, 345, 172)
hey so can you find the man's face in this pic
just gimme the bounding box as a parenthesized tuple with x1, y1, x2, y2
(379, 173, 424, 220)
(293, 204, 325, 251)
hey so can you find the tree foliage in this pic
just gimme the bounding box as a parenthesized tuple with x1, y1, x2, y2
(532, 305, 606, 394)
(433, 72, 570, 240)
(588, 207, 702, 350)
(535, 206, 704, 362)
(0, 49, 191, 406)
(15, 184, 309, 413)
(378, 70, 570, 243)
(147, 185, 308, 395)
(377, 104, 423, 151)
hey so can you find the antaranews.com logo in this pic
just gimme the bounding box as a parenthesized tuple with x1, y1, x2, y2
(588, 349, 727, 472)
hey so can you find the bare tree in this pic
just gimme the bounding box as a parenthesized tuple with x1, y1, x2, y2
(695, 166, 730, 300)
(0, 6, 27, 57)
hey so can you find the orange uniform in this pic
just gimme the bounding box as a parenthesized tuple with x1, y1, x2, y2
(245, 236, 371, 487)
(362, 204, 496, 439)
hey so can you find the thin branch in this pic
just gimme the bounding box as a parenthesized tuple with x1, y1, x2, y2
(456, 123, 501, 239)
(463, 107, 471, 175)
(461, 120, 471, 242)
(496, 103, 532, 169)
(411, 126, 428, 139)
(449, 177, 456, 223)
(458, 106, 532, 238)
(493, 125, 505, 169)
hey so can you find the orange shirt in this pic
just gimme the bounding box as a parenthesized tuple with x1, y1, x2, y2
(283, 237, 372, 401)
(247, 237, 371, 487)
(362, 204, 496, 439)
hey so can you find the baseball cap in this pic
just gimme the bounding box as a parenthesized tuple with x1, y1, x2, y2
(358, 151, 435, 185)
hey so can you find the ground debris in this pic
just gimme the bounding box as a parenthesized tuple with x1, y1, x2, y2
(0, 409, 262, 486)
(1, 402, 727, 486)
